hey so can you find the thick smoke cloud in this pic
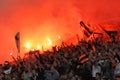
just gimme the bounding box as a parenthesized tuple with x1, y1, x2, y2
(0, 0, 120, 63)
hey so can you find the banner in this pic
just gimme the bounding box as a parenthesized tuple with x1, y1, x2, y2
(15, 32, 20, 54)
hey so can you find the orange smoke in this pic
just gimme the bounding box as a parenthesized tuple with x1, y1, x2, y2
(0, 0, 120, 63)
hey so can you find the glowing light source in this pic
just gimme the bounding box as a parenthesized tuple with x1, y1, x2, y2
(10, 52, 13, 56)
(44, 43, 47, 47)
(25, 42, 31, 49)
(58, 35, 61, 39)
(47, 38, 52, 46)
(37, 45, 41, 50)
(32, 49, 35, 51)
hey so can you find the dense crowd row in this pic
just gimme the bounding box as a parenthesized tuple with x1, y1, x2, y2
(0, 38, 120, 80)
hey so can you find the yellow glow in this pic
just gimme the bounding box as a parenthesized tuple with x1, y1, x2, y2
(58, 35, 61, 39)
(23, 36, 60, 51)
(44, 43, 47, 47)
(37, 45, 41, 50)
(32, 49, 35, 51)
(25, 42, 31, 49)
(47, 38, 52, 46)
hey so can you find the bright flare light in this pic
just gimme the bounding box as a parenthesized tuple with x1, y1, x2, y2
(37, 45, 41, 50)
(32, 49, 35, 51)
(10, 52, 13, 56)
(44, 43, 47, 47)
(47, 38, 52, 46)
(25, 42, 31, 49)
(58, 35, 61, 39)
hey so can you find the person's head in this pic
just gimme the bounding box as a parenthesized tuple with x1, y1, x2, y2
(115, 75, 120, 80)
(102, 77, 109, 80)
(68, 70, 74, 78)
(25, 69, 29, 73)
(116, 78, 120, 80)
(93, 61, 99, 66)
(96, 73, 101, 79)
(11, 77, 16, 80)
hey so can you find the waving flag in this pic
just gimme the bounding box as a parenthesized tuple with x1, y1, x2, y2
(79, 53, 89, 64)
(15, 32, 20, 54)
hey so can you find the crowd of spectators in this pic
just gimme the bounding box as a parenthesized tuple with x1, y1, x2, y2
(0, 37, 120, 80)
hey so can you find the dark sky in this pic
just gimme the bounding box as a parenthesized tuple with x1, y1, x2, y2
(0, 0, 120, 63)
